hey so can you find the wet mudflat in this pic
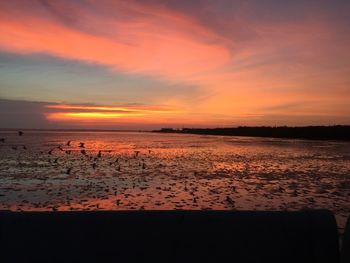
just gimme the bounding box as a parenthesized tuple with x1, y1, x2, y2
(0, 131, 349, 231)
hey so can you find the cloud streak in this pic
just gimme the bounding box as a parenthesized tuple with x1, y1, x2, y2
(0, 0, 229, 82)
(44, 103, 183, 122)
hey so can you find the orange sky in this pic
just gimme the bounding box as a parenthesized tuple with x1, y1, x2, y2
(0, 0, 350, 129)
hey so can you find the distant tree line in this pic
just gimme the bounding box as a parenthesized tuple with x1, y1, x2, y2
(155, 126, 350, 141)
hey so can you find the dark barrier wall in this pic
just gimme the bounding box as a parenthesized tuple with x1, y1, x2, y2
(0, 210, 340, 263)
(342, 216, 350, 263)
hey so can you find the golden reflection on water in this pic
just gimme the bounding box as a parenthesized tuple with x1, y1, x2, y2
(0, 131, 349, 230)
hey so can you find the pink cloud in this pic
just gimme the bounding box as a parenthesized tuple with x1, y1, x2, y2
(0, 0, 230, 82)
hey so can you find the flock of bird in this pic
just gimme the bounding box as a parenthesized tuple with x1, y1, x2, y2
(0, 130, 349, 233)
(0, 131, 150, 176)
(1, 131, 26, 150)
(0, 131, 243, 211)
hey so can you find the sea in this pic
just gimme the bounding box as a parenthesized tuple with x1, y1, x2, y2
(0, 130, 349, 231)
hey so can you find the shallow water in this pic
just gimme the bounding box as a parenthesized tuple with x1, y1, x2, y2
(0, 131, 349, 231)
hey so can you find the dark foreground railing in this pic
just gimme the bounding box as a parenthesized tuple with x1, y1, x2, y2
(0, 210, 348, 263)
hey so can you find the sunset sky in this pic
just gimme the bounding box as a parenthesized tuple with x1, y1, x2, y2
(1, 0, 350, 129)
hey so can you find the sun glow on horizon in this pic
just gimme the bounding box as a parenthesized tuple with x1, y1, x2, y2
(45, 104, 182, 113)
(47, 112, 145, 121)
(44, 104, 184, 123)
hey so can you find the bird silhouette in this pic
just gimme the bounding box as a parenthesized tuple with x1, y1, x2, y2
(226, 196, 235, 206)
(18, 131, 23, 136)
(80, 149, 87, 155)
(66, 141, 71, 146)
(134, 151, 140, 158)
(97, 150, 102, 158)
(66, 167, 72, 175)
(92, 163, 97, 169)
(79, 142, 85, 148)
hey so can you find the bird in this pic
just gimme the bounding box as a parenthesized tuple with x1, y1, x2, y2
(0, 138, 5, 143)
(65, 150, 71, 155)
(66, 140, 71, 146)
(66, 168, 72, 175)
(92, 163, 97, 169)
(142, 162, 146, 169)
(226, 196, 235, 206)
(48, 149, 54, 155)
(18, 131, 23, 136)
(97, 150, 102, 158)
(22, 145, 27, 150)
(80, 149, 86, 155)
(79, 142, 85, 148)
(134, 151, 140, 158)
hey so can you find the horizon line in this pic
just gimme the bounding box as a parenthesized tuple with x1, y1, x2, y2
(1, 124, 350, 132)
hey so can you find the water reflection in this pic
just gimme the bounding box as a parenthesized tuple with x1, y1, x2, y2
(0, 131, 349, 231)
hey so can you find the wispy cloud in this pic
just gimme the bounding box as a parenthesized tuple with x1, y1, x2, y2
(0, 0, 229, 82)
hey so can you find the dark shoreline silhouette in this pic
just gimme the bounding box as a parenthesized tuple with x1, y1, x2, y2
(154, 125, 350, 141)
